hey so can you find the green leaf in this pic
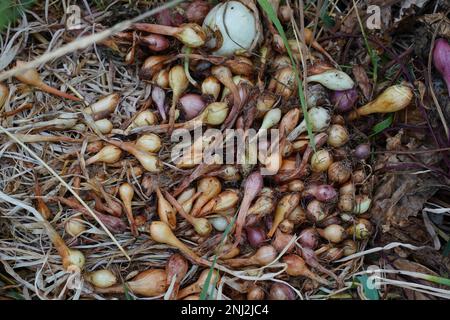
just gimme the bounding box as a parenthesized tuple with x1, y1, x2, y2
(370, 113, 393, 137)
(356, 275, 380, 300)
(123, 284, 135, 300)
(320, 0, 335, 28)
(257, 0, 315, 151)
(443, 240, 450, 257)
(0, 0, 35, 32)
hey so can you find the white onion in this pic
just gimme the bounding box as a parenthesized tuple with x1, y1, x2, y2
(203, 1, 261, 56)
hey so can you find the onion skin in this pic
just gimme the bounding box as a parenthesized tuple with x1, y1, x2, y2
(348, 84, 413, 120)
(0, 83, 9, 109)
(331, 89, 358, 113)
(433, 39, 450, 94)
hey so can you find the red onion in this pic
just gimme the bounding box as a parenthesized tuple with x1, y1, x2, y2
(304, 184, 337, 202)
(232, 171, 264, 249)
(140, 34, 170, 52)
(179, 93, 206, 120)
(331, 88, 358, 113)
(353, 143, 371, 160)
(271, 230, 295, 253)
(186, 0, 211, 24)
(245, 226, 266, 248)
(156, 9, 185, 27)
(433, 38, 450, 93)
(152, 86, 166, 121)
(269, 283, 295, 300)
(298, 228, 319, 249)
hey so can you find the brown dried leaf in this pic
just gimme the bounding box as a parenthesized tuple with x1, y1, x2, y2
(352, 65, 371, 100)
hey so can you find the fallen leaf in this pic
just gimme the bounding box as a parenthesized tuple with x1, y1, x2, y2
(352, 65, 372, 100)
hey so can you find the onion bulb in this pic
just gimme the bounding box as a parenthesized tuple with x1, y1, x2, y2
(348, 84, 413, 120)
(119, 183, 138, 236)
(267, 193, 301, 238)
(282, 254, 330, 285)
(95, 269, 167, 297)
(353, 195, 372, 215)
(85, 145, 122, 165)
(85, 269, 117, 288)
(268, 283, 295, 300)
(65, 218, 86, 237)
(106, 139, 162, 173)
(287, 107, 330, 142)
(156, 187, 177, 230)
(134, 23, 206, 48)
(190, 177, 222, 217)
(306, 70, 354, 91)
(327, 124, 349, 147)
(14, 61, 81, 101)
(179, 93, 206, 120)
(310, 149, 333, 172)
(201, 76, 221, 100)
(84, 94, 119, 118)
(328, 161, 352, 184)
(135, 134, 162, 153)
(94, 119, 113, 134)
(203, 1, 261, 56)
(433, 39, 450, 93)
(177, 269, 220, 299)
(149, 221, 209, 266)
(128, 110, 158, 131)
(319, 224, 346, 243)
(347, 218, 372, 240)
(224, 245, 277, 268)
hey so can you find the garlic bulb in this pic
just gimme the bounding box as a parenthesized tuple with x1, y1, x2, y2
(203, 1, 261, 56)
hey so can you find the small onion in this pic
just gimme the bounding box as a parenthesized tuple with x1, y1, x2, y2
(331, 88, 358, 113)
(246, 226, 266, 248)
(269, 283, 295, 300)
(320, 224, 346, 243)
(328, 161, 352, 184)
(354, 143, 371, 160)
(298, 227, 319, 249)
(210, 216, 229, 232)
(247, 285, 265, 300)
(306, 70, 354, 91)
(179, 93, 206, 120)
(433, 39, 450, 93)
(135, 134, 162, 153)
(311, 149, 333, 172)
(94, 119, 113, 134)
(347, 218, 372, 240)
(342, 239, 357, 256)
(304, 184, 337, 202)
(327, 124, 349, 147)
(186, 0, 211, 24)
(353, 195, 372, 214)
(65, 218, 86, 237)
(306, 200, 328, 223)
(86, 269, 117, 288)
